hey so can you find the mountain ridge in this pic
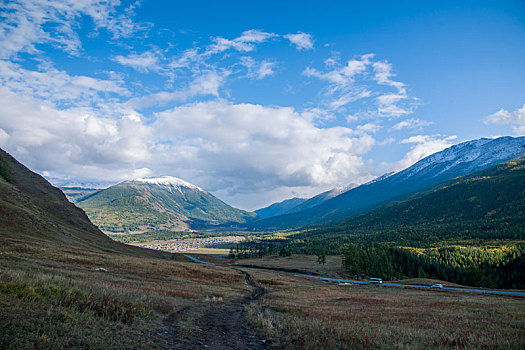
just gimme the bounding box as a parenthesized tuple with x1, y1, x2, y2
(254, 136, 525, 229)
(291, 156, 525, 244)
(77, 176, 257, 233)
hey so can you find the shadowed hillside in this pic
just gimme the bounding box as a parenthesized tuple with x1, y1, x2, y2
(0, 148, 167, 257)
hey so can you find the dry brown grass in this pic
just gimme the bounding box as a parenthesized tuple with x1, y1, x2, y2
(0, 236, 247, 349)
(245, 267, 525, 349)
(235, 254, 348, 278)
(3, 238, 524, 349)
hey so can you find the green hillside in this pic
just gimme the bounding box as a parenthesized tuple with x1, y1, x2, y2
(290, 157, 525, 246)
(267, 158, 525, 288)
(77, 180, 256, 233)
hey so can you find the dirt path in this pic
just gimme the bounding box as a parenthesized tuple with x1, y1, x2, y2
(162, 269, 271, 350)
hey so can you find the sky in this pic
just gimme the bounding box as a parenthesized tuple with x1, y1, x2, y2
(0, 0, 524, 210)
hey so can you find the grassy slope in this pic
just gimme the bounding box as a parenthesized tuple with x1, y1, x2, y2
(0, 149, 171, 258)
(0, 148, 248, 348)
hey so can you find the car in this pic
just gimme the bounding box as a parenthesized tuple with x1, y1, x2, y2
(369, 278, 383, 284)
(431, 284, 443, 289)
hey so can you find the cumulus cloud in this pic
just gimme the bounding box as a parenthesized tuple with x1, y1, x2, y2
(153, 101, 375, 205)
(395, 134, 457, 171)
(484, 104, 525, 128)
(484, 104, 525, 136)
(284, 32, 314, 50)
(0, 86, 153, 182)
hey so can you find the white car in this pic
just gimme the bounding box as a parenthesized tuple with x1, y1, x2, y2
(369, 278, 383, 284)
(431, 284, 443, 289)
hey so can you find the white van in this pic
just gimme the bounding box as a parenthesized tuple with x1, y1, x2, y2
(369, 278, 383, 284)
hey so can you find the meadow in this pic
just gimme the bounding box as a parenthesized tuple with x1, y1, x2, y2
(2, 235, 524, 349)
(244, 265, 525, 349)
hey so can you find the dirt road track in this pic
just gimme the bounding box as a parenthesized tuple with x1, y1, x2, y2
(161, 269, 271, 350)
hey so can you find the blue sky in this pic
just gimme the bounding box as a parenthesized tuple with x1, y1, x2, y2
(0, 0, 524, 210)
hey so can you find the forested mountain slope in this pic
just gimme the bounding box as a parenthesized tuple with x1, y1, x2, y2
(291, 157, 525, 245)
(256, 136, 525, 229)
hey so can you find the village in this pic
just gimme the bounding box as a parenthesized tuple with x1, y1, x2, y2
(135, 236, 244, 253)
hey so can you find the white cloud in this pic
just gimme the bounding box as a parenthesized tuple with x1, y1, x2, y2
(484, 104, 525, 136)
(0, 61, 129, 107)
(0, 0, 147, 58)
(0, 86, 153, 182)
(206, 30, 277, 55)
(484, 104, 525, 125)
(512, 126, 525, 135)
(256, 61, 276, 79)
(113, 51, 162, 73)
(240, 57, 276, 80)
(303, 54, 371, 88)
(356, 123, 382, 134)
(304, 54, 417, 118)
(392, 118, 434, 130)
(284, 32, 314, 50)
(169, 48, 201, 70)
(395, 134, 457, 171)
(372, 61, 406, 93)
(126, 69, 230, 108)
(153, 101, 375, 206)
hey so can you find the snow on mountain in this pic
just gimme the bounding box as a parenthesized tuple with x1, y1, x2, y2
(400, 136, 525, 181)
(255, 136, 525, 229)
(133, 176, 205, 194)
(363, 172, 395, 186)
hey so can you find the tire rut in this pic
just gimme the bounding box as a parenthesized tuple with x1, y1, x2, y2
(162, 269, 271, 350)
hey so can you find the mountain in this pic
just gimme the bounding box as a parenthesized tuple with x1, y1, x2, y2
(61, 186, 101, 203)
(289, 184, 358, 214)
(76, 176, 257, 233)
(255, 136, 525, 229)
(255, 183, 359, 219)
(293, 157, 525, 244)
(254, 197, 307, 218)
(0, 148, 163, 257)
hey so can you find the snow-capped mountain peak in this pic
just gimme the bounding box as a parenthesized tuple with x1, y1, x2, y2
(403, 136, 525, 179)
(133, 176, 205, 193)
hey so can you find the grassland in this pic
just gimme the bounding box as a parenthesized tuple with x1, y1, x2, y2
(2, 238, 524, 349)
(244, 265, 525, 349)
(0, 236, 249, 349)
(235, 254, 347, 278)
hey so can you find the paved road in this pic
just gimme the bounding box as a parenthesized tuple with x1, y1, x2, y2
(302, 275, 525, 297)
(182, 255, 525, 297)
(182, 254, 215, 265)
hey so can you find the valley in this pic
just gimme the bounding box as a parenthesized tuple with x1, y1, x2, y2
(1, 137, 525, 349)
(131, 235, 245, 254)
